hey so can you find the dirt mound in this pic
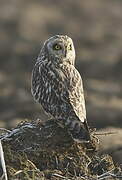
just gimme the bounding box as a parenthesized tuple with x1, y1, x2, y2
(0, 120, 121, 180)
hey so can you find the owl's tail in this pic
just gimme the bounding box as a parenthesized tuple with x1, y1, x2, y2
(68, 119, 91, 143)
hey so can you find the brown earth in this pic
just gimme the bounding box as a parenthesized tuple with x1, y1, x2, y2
(1, 119, 122, 180)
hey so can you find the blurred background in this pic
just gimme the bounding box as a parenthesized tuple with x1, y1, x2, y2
(0, 0, 122, 164)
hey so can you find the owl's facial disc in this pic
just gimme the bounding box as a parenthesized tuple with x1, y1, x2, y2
(47, 36, 75, 65)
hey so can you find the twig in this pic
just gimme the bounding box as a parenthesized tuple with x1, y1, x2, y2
(52, 173, 71, 180)
(94, 131, 118, 136)
(27, 159, 38, 170)
(98, 174, 122, 180)
(0, 140, 8, 180)
(55, 156, 59, 168)
(0, 128, 11, 133)
(13, 170, 23, 176)
(14, 169, 40, 176)
(98, 168, 122, 180)
(109, 172, 122, 178)
(98, 175, 113, 180)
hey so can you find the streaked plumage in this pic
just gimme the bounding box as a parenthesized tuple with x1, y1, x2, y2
(31, 35, 90, 142)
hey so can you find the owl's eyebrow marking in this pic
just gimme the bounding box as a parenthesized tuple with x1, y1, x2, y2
(54, 40, 63, 44)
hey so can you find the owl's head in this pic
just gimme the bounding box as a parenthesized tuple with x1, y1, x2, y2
(40, 35, 76, 65)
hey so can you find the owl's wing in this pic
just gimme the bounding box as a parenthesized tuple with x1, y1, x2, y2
(62, 65, 86, 122)
(46, 64, 86, 122)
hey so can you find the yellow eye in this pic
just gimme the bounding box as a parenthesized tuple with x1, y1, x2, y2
(53, 44, 62, 50)
(68, 44, 72, 50)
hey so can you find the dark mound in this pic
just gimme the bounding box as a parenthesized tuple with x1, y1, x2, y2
(0, 119, 121, 180)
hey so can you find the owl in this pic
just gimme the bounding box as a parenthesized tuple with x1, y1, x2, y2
(31, 35, 91, 142)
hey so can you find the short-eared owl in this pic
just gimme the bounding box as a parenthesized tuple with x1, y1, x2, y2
(31, 35, 90, 142)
